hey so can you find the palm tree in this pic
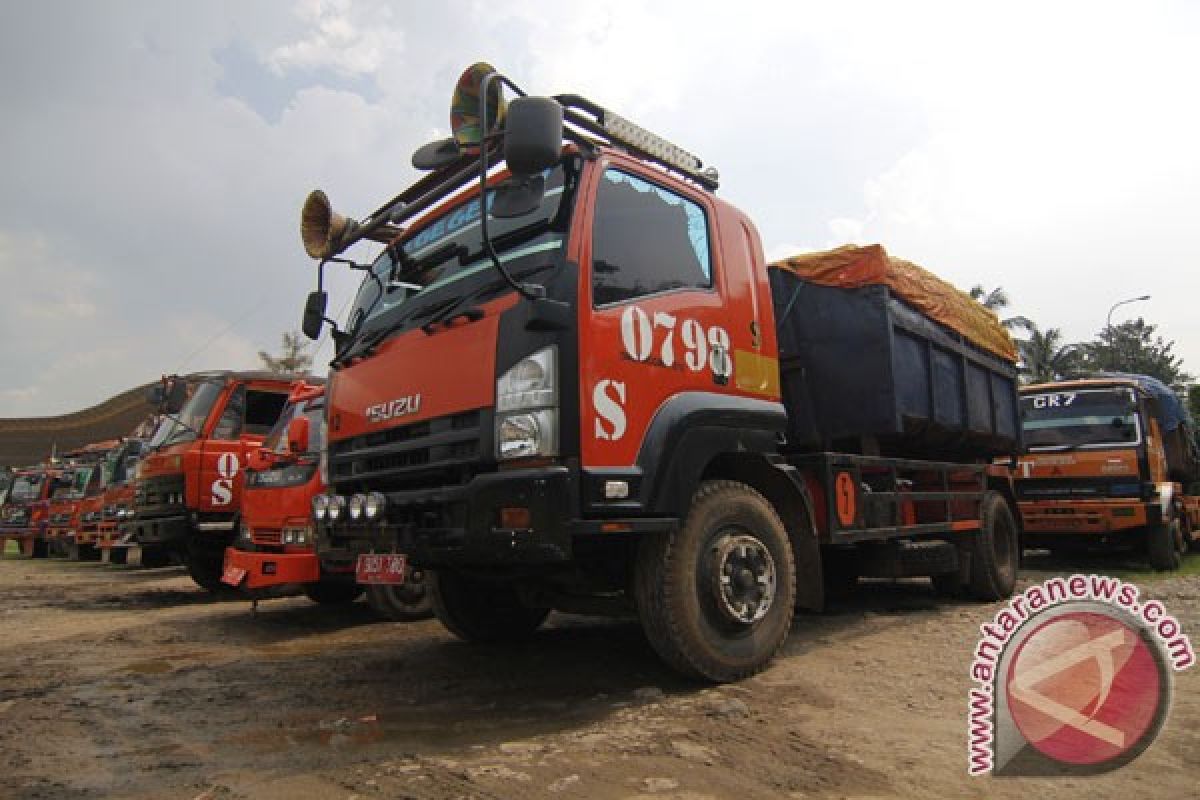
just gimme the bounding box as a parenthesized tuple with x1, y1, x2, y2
(1018, 325, 1082, 384)
(969, 285, 1032, 332)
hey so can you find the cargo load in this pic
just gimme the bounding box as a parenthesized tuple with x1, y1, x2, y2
(769, 244, 1020, 459)
(1098, 372, 1200, 482)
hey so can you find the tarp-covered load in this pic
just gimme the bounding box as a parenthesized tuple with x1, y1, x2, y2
(771, 244, 1018, 364)
(767, 244, 1021, 459)
(1098, 372, 1199, 482)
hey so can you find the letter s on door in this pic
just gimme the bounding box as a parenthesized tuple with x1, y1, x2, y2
(593, 379, 627, 442)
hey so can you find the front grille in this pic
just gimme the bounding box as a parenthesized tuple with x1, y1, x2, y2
(252, 529, 283, 546)
(330, 409, 486, 493)
(1016, 478, 1144, 501)
(135, 474, 186, 516)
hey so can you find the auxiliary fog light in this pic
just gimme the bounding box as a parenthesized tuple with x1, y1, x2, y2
(312, 494, 330, 521)
(327, 495, 347, 521)
(364, 492, 387, 520)
(348, 493, 367, 521)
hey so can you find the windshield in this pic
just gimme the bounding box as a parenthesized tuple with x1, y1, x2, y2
(148, 380, 223, 449)
(1022, 388, 1141, 449)
(342, 164, 572, 346)
(262, 399, 325, 456)
(61, 466, 94, 498)
(10, 475, 44, 502)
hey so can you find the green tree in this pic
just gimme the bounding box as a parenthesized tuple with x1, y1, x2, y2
(258, 331, 313, 375)
(969, 284, 1032, 332)
(1018, 325, 1083, 384)
(1081, 318, 1191, 389)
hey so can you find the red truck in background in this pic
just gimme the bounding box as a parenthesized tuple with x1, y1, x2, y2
(76, 439, 145, 563)
(43, 440, 123, 560)
(222, 382, 432, 618)
(0, 466, 69, 558)
(296, 64, 1022, 681)
(132, 371, 292, 588)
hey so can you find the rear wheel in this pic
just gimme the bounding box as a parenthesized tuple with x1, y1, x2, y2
(304, 581, 364, 605)
(366, 569, 433, 621)
(431, 571, 549, 642)
(634, 480, 797, 682)
(967, 492, 1019, 601)
(1148, 518, 1183, 571)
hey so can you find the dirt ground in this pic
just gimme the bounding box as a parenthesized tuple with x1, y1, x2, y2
(0, 551, 1196, 800)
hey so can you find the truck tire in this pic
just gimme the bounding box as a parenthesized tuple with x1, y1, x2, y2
(140, 546, 171, 569)
(431, 571, 549, 642)
(967, 492, 1019, 602)
(304, 581, 364, 605)
(184, 544, 227, 592)
(31, 539, 48, 559)
(366, 571, 434, 621)
(634, 480, 796, 683)
(1148, 518, 1183, 571)
(108, 548, 129, 565)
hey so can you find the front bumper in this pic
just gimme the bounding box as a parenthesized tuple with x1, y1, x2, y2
(1018, 499, 1157, 535)
(223, 546, 321, 589)
(318, 465, 578, 569)
(129, 513, 190, 547)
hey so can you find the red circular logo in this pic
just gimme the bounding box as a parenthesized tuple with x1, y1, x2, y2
(1005, 611, 1166, 767)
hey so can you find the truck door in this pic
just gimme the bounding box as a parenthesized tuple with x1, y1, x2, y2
(199, 385, 288, 512)
(579, 163, 766, 482)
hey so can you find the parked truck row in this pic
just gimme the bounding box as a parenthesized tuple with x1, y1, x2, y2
(2, 63, 1195, 682)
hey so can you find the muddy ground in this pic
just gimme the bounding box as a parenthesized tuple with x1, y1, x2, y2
(0, 551, 1196, 800)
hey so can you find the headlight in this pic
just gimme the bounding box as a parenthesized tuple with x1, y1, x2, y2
(327, 495, 346, 521)
(348, 494, 366, 521)
(497, 410, 558, 460)
(497, 346, 557, 413)
(282, 529, 295, 544)
(237, 523, 254, 546)
(364, 492, 386, 520)
(496, 346, 558, 460)
(312, 494, 329, 521)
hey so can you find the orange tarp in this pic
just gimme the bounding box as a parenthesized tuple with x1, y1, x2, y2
(769, 244, 1018, 364)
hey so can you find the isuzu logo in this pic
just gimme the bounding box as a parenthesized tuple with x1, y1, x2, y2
(365, 394, 422, 424)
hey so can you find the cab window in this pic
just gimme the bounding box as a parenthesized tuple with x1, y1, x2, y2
(591, 168, 712, 306)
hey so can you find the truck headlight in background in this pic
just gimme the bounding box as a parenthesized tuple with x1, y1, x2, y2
(364, 492, 387, 520)
(348, 493, 366, 521)
(496, 346, 558, 460)
(312, 494, 329, 521)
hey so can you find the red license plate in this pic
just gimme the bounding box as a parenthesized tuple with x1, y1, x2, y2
(356, 553, 408, 585)
(221, 564, 248, 586)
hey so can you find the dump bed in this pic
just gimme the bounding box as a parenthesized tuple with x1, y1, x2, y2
(768, 245, 1021, 460)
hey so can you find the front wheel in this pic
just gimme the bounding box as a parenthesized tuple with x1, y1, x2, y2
(1148, 518, 1184, 571)
(967, 492, 1019, 601)
(431, 571, 549, 642)
(635, 480, 797, 683)
(366, 569, 433, 621)
(184, 543, 226, 592)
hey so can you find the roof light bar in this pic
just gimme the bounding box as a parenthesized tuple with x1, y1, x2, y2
(600, 111, 703, 174)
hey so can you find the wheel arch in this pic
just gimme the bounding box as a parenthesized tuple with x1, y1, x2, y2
(702, 452, 824, 611)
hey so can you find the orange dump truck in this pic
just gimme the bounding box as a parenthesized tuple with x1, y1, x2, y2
(1017, 374, 1200, 569)
(77, 439, 145, 563)
(0, 466, 65, 557)
(222, 383, 432, 617)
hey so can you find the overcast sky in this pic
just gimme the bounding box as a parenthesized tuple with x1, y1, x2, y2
(2, 0, 1198, 416)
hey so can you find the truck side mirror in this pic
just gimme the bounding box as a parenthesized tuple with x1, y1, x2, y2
(287, 416, 311, 455)
(504, 96, 563, 176)
(302, 290, 328, 341)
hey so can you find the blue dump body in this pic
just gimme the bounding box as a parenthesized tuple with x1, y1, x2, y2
(769, 269, 1021, 460)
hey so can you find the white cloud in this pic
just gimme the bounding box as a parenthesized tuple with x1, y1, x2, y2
(268, 0, 403, 77)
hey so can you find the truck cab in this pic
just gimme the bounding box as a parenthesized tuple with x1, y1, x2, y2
(1017, 376, 1200, 569)
(94, 439, 145, 564)
(132, 371, 292, 588)
(1, 467, 63, 558)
